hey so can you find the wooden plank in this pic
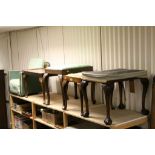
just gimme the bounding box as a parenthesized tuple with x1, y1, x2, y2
(11, 108, 33, 119)
(111, 116, 148, 129)
(10, 95, 15, 129)
(34, 117, 57, 129)
(64, 98, 148, 128)
(31, 103, 36, 129)
(63, 113, 68, 128)
(26, 93, 64, 112)
(10, 94, 34, 103)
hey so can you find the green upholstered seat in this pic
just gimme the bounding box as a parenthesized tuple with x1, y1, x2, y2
(46, 64, 93, 75)
(47, 64, 92, 70)
(9, 79, 21, 95)
(9, 71, 25, 96)
(82, 69, 147, 83)
(9, 58, 48, 96)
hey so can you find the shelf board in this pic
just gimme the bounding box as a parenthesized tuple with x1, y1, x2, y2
(10, 93, 148, 129)
(10, 93, 64, 112)
(10, 94, 33, 102)
(11, 108, 33, 120)
(34, 117, 63, 129)
(29, 93, 64, 112)
(65, 100, 148, 129)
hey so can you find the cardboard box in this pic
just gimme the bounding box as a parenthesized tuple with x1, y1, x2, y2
(41, 109, 62, 125)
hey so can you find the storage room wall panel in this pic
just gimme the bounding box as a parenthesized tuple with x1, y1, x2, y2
(10, 32, 20, 70)
(63, 26, 101, 71)
(16, 28, 40, 70)
(0, 33, 11, 71)
(46, 26, 64, 65)
(10, 28, 41, 70)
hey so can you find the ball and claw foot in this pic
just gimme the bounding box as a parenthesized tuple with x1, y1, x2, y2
(92, 100, 96, 104)
(62, 105, 67, 110)
(118, 103, 125, 109)
(81, 112, 89, 117)
(104, 117, 112, 125)
(43, 101, 50, 105)
(141, 109, 149, 115)
(74, 96, 78, 99)
(111, 104, 115, 110)
(45, 102, 50, 105)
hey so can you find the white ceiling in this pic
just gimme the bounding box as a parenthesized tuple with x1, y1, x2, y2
(0, 26, 36, 33)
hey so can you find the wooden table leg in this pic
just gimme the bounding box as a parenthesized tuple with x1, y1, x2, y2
(81, 80, 89, 117)
(74, 82, 78, 99)
(59, 75, 69, 100)
(118, 81, 125, 109)
(77, 82, 84, 116)
(91, 82, 96, 104)
(110, 83, 115, 109)
(140, 78, 149, 115)
(58, 75, 63, 94)
(102, 83, 113, 125)
(43, 73, 50, 105)
(39, 76, 46, 104)
(62, 79, 69, 110)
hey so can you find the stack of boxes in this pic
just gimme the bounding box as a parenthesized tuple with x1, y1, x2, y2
(14, 115, 32, 129)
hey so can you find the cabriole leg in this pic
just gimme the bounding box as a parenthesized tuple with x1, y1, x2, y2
(118, 81, 125, 109)
(39, 76, 45, 104)
(74, 82, 78, 99)
(62, 80, 69, 110)
(140, 78, 149, 115)
(81, 80, 89, 117)
(91, 82, 96, 104)
(78, 82, 84, 116)
(102, 83, 113, 125)
(43, 73, 50, 105)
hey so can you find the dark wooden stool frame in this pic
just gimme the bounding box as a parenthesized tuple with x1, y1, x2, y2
(82, 77, 149, 125)
(62, 75, 96, 117)
(62, 75, 124, 118)
(23, 66, 93, 105)
(62, 72, 149, 125)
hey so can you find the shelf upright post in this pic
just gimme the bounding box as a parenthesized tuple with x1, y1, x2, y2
(32, 103, 36, 129)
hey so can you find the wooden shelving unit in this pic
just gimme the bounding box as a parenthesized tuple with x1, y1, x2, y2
(9, 93, 149, 129)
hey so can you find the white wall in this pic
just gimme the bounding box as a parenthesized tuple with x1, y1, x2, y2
(0, 32, 11, 71)
(0, 26, 154, 114)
